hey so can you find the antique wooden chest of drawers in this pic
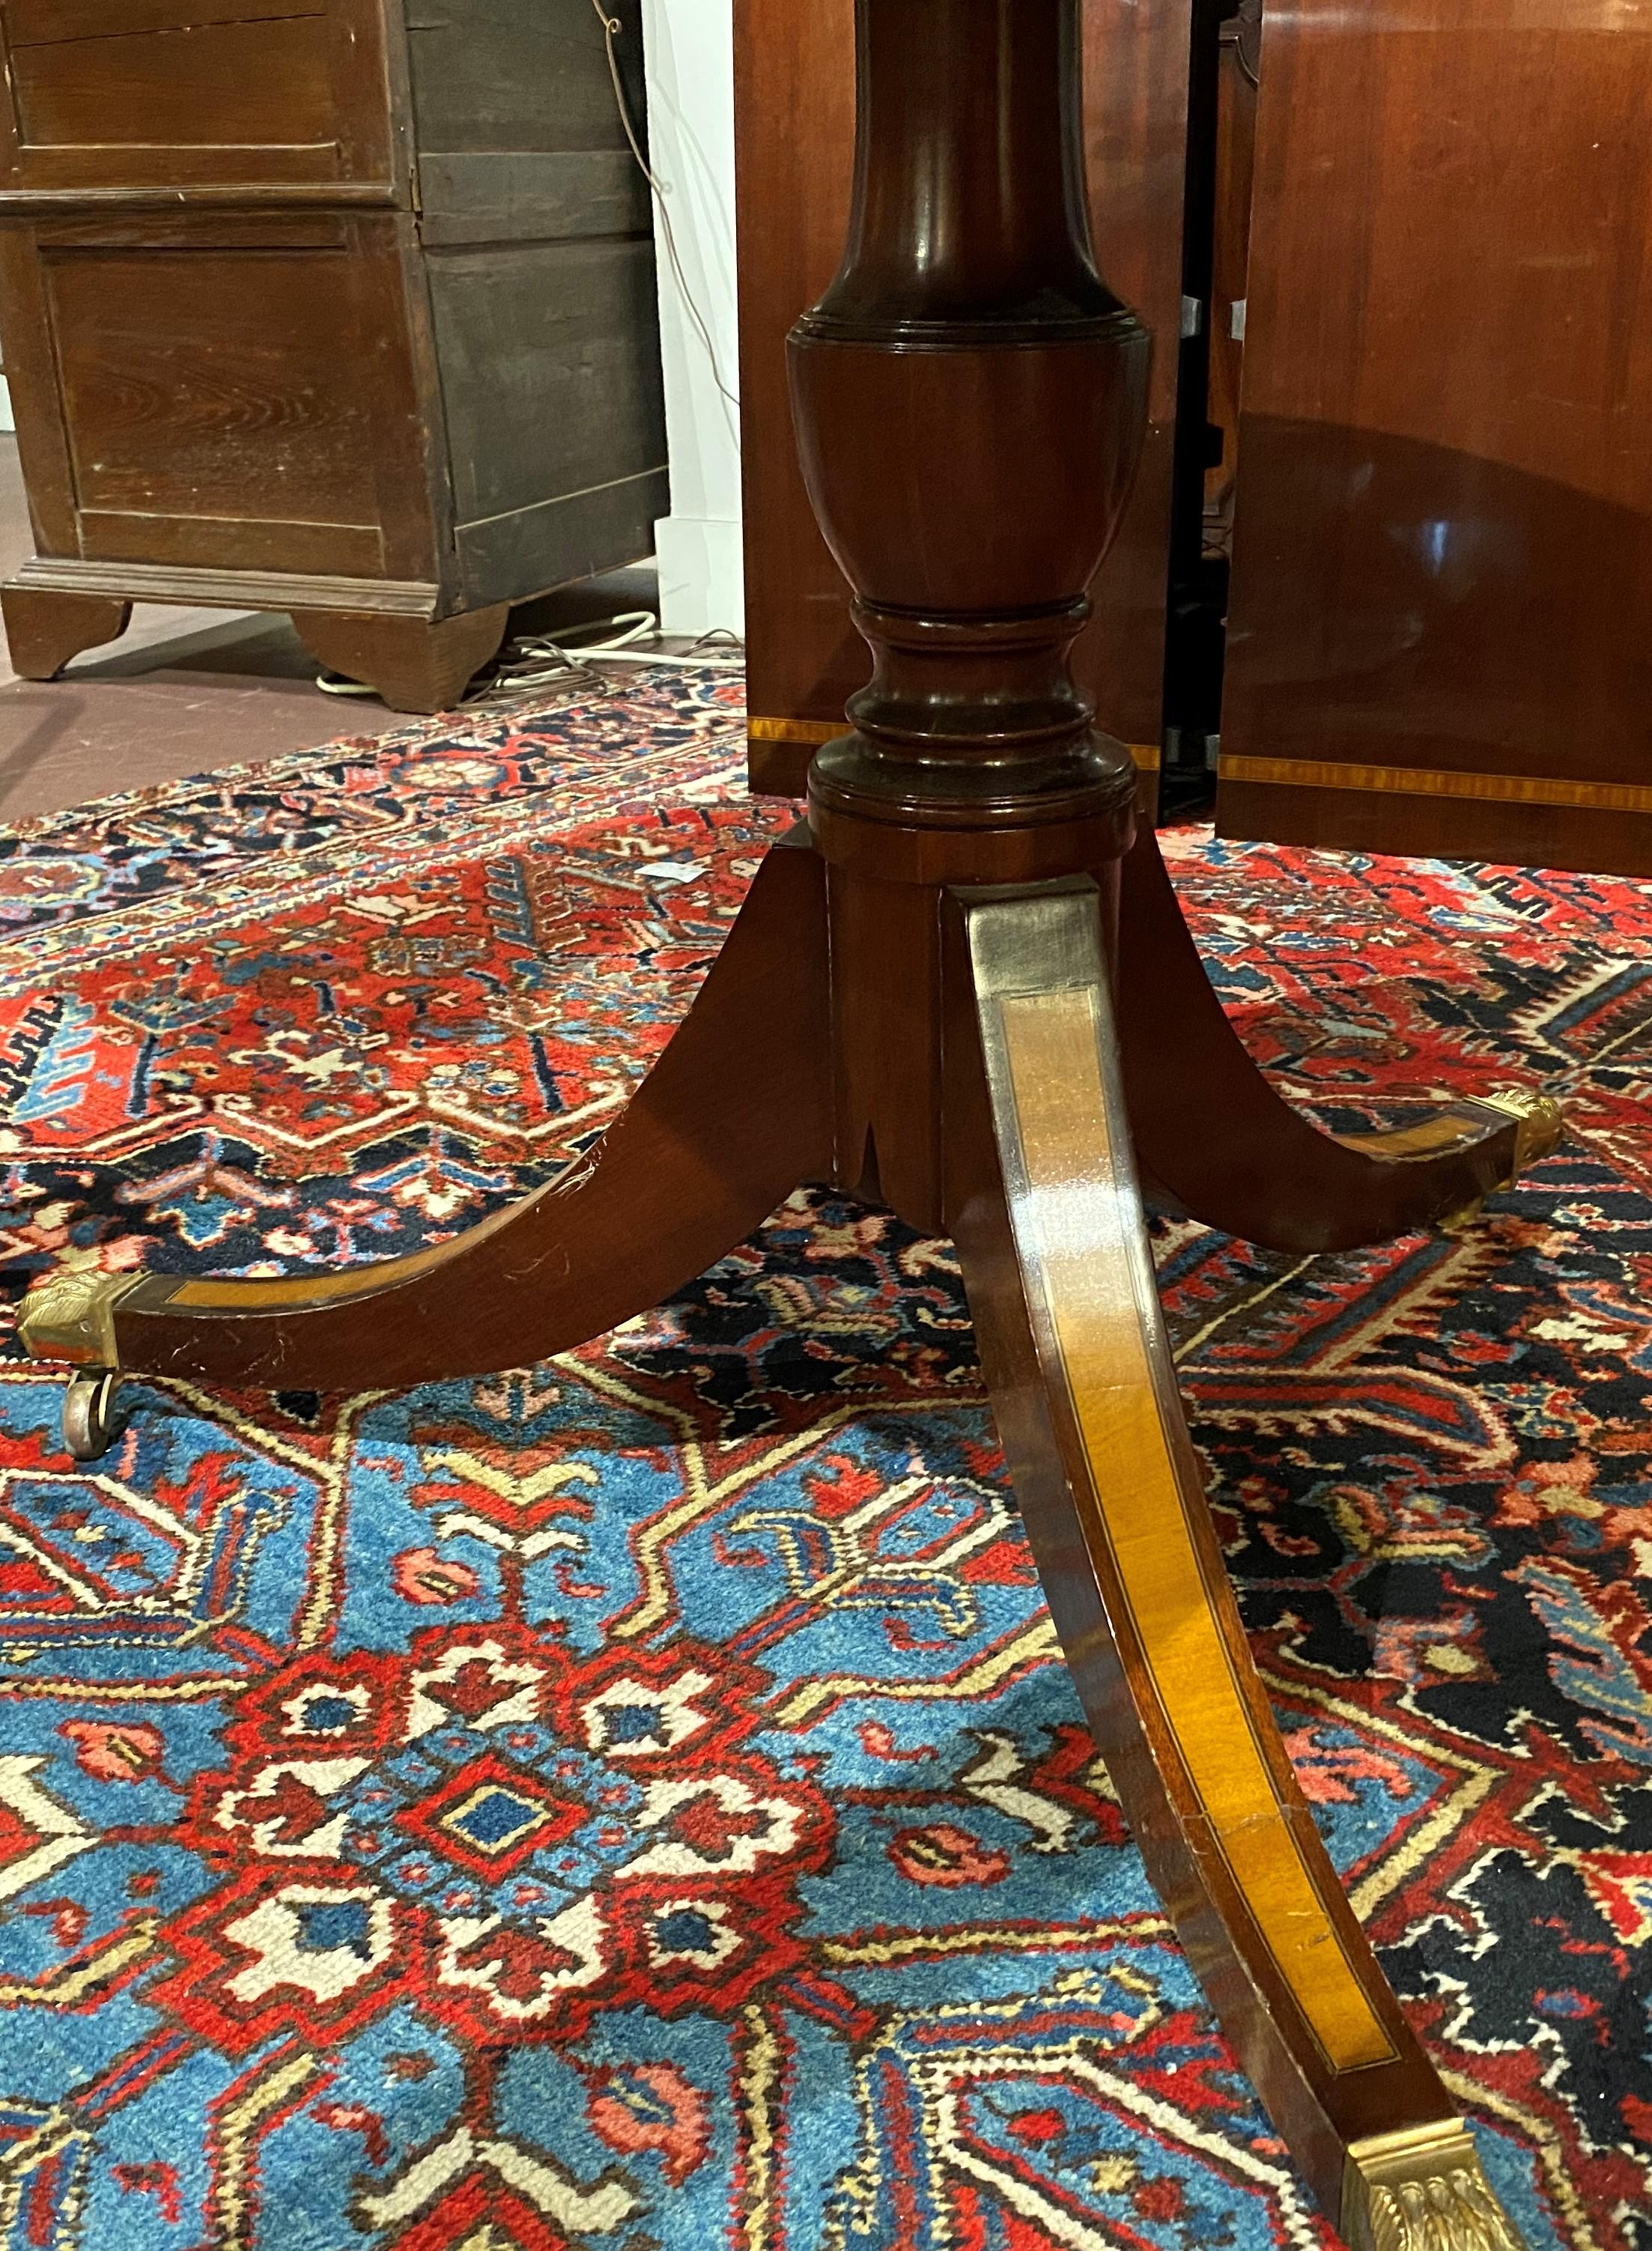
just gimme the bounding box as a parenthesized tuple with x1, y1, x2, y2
(0, 0, 667, 709)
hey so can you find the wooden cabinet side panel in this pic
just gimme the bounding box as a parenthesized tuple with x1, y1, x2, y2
(1218, 0, 1652, 865)
(426, 234, 667, 604)
(0, 223, 78, 556)
(404, 0, 664, 605)
(404, 0, 644, 157)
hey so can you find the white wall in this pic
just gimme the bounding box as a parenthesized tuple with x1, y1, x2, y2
(639, 0, 744, 637)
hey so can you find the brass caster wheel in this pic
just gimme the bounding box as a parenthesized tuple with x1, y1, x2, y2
(63, 1370, 124, 1464)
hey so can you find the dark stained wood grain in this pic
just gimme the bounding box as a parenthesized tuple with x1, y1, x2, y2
(7, 1, 324, 43)
(1218, 0, 1652, 873)
(404, 0, 645, 157)
(0, 0, 390, 192)
(0, 220, 79, 553)
(415, 151, 648, 247)
(354, 212, 447, 586)
(10, 19, 338, 153)
(7, 555, 441, 615)
(0, 0, 666, 678)
(735, 0, 1191, 784)
(47, 243, 383, 534)
(453, 472, 666, 613)
(0, 587, 129, 678)
(291, 604, 509, 713)
(426, 234, 666, 559)
(73, 511, 382, 579)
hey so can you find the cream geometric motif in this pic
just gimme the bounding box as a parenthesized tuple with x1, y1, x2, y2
(356, 2123, 640, 2238)
(625, 1774, 804, 1879)
(213, 1758, 373, 1858)
(580, 1668, 715, 1758)
(222, 1884, 397, 2004)
(0, 1755, 96, 1901)
(404, 1639, 545, 1742)
(435, 1895, 608, 2018)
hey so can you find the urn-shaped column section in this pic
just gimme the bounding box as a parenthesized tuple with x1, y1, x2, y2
(789, 0, 1153, 881)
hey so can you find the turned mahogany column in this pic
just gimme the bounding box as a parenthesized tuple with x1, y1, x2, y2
(780, 0, 1149, 1240)
(780, 7, 1537, 2248)
(791, 0, 1147, 893)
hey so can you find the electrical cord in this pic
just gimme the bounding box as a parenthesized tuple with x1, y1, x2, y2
(315, 614, 744, 705)
(465, 612, 744, 706)
(587, 0, 741, 411)
(315, 3, 745, 711)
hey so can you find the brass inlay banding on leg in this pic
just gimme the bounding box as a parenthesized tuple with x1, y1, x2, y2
(991, 979, 1396, 2074)
(747, 717, 842, 746)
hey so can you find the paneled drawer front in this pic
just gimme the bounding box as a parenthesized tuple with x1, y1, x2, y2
(2, 216, 430, 580)
(0, 0, 391, 191)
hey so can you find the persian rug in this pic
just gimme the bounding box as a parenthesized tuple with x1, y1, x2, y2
(0, 666, 1647, 2251)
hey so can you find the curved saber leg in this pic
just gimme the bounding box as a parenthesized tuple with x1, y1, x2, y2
(19, 837, 833, 1400)
(1118, 827, 1560, 1252)
(947, 878, 1526, 2250)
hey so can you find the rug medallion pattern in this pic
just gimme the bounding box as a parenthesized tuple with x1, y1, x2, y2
(0, 671, 1646, 2247)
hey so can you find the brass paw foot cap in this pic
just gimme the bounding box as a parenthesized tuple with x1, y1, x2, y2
(16, 1271, 143, 1367)
(1476, 1086, 1564, 1179)
(1342, 2123, 1528, 2251)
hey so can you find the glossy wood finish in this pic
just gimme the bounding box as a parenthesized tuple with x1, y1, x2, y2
(29, 830, 1541, 1388)
(1117, 824, 1535, 1250)
(22, 820, 1547, 2251)
(0, 1, 666, 715)
(947, 880, 1467, 2218)
(97, 839, 831, 1391)
(1218, 0, 1652, 875)
(17, 5, 1549, 2239)
(789, 0, 1145, 890)
(732, 0, 859, 771)
(733, 0, 1190, 793)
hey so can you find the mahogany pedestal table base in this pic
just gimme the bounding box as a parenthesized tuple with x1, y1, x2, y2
(19, 817, 1555, 2251)
(11, 0, 1562, 2233)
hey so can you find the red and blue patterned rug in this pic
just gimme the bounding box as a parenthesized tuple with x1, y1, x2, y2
(0, 668, 1647, 2248)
